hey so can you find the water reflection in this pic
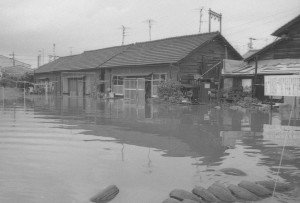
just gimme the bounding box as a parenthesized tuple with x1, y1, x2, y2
(1, 95, 300, 203)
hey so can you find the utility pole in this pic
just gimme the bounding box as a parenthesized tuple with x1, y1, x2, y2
(248, 37, 256, 50)
(37, 55, 40, 68)
(38, 50, 41, 68)
(144, 19, 155, 41)
(208, 8, 222, 33)
(53, 43, 56, 60)
(121, 25, 129, 45)
(199, 7, 204, 33)
(10, 51, 15, 66)
(48, 55, 53, 63)
(42, 49, 44, 65)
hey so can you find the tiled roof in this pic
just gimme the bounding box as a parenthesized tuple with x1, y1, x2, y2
(0, 55, 32, 76)
(0, 55, 31, 68)
(101, 32, 219, 67)
(272, 14, 300, 37)
(34, 55, 79, 73)
(1, 65, 33, 77)
(35, 32, 236, 73)
(223, 59, 300, 76)
(35, 45, 131, 73)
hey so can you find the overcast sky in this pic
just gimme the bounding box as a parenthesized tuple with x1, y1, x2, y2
(1, 0, 299, 68)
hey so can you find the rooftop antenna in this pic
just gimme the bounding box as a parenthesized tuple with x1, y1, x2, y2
(144, 19, 155, 41)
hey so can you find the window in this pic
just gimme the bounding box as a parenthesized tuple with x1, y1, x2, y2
(242, 79, 252, 92)
(112, 76, 123, 85)
(223, 78, 233, 91)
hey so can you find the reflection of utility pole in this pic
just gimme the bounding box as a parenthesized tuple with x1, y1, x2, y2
(248, 37, 256, 50)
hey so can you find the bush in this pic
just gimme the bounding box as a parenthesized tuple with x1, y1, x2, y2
(157, 80, 184, 103)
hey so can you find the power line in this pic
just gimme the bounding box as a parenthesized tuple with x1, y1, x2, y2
(193, 7, 204, 33)
(225, 7, 300, 32)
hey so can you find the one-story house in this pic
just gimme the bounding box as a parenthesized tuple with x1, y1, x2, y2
(222, 14, 300, 101)
(35, 31, 242, 101)
(0, 55, 32, 77)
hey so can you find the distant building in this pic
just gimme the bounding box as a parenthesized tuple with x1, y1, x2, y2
(0, 55, 32, 78)
(35, 32, 242, 100)
(242, 49, 259, 59)
(223, 14, 300, 100)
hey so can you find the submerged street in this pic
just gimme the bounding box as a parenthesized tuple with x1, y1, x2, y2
(1, 95, 300, 203)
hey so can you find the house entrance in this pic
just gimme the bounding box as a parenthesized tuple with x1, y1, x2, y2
(124, 78, 145, 102)
(68, 78, 85, 96)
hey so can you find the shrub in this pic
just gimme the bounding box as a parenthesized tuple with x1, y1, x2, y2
(157, 80, 184, 103)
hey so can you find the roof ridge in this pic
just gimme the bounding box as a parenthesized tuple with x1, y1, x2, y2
(134, 31, 219, 45)
(84, 44, 133, 53)
(98, 44, 134, 68)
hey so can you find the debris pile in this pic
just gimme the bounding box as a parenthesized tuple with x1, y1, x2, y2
(162, 180, 293, 203)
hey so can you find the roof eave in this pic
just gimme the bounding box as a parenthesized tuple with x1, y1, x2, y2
(244, 38, 286, 62)
(271, 14, 300, 37)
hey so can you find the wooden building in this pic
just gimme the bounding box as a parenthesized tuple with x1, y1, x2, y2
(35, 32, 242, 101)
(222, 14, 300, 100)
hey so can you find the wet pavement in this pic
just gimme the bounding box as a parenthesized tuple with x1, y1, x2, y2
(1, 95, 300, 203)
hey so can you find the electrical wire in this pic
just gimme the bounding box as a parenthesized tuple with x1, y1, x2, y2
(272, 98, 296, 198)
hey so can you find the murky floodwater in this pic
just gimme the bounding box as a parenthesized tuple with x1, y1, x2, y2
(1, 95, 300, 203)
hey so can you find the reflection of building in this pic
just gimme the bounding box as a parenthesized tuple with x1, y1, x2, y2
(220, 131, 262, 148)
(279, 98, 300, 126)
(263, 124, 300, 147)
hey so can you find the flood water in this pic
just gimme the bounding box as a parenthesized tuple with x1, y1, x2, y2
(1, 95, 300, 203)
